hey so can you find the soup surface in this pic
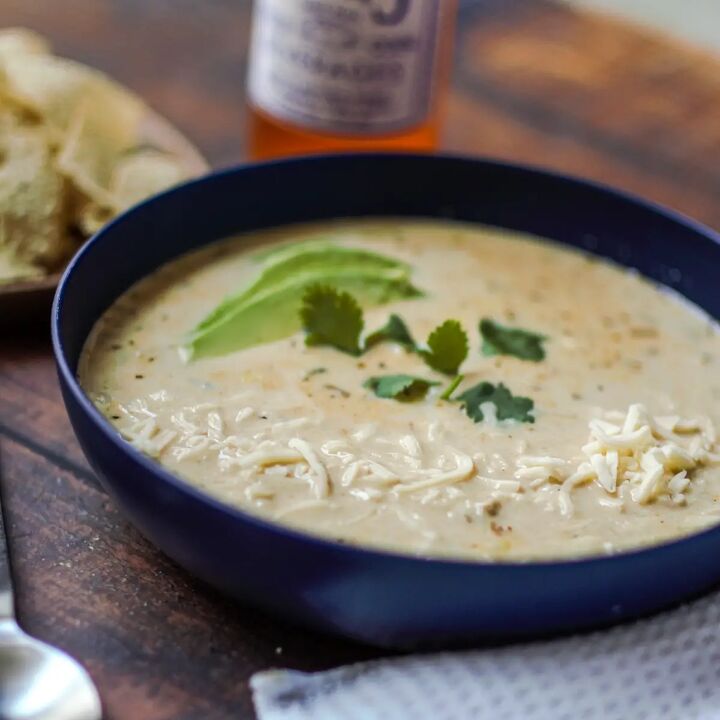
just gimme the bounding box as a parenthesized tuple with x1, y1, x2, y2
(79, 220, 720, 560)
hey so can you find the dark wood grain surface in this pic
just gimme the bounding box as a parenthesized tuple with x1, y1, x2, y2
(1, 1, 719, 718)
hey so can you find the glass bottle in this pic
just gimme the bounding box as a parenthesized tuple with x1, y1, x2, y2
(246, 0, 457, 160)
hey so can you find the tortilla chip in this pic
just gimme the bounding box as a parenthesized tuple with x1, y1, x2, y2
(1, 52, 144, 206)
(110, 149, 189, 212)
(0, 29, 51, 128)
(55, 100, 130, 207)
(0, 244, 44, 284)
(0, 28, 50, 60)
(0, 115, 70, 269)
(75, 198, 114, 237)
(0, 27, 206, 279)
(1, 52, 143, 137)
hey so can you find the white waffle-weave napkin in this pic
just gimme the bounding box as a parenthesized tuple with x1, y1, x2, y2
(251, 589, 720, 720)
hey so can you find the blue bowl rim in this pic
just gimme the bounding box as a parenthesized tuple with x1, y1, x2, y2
(51, 151, 720, 573)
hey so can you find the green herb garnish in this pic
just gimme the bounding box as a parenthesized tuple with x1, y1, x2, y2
(457, 381, 535, 423)
(440, 374, 464, 401)
(364, 374, 440, 402)
(365, 314, 416, 351)
(301, 285, 364, 355)
(185, 244, 423, 359)
(302, 367, 327, 381)
(420, 319, 469, 376)
(479, 318, 547, 362)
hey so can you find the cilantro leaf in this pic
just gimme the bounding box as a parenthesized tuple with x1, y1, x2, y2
(364, 374, 440, 402)
(457, 382, 535, 423)
(301, 285, 363, 355)
(480, 318, 547, 362)
(420, 319, 469, 375)
(365, 314, 416, 351)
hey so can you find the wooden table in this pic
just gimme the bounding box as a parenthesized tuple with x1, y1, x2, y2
(2, 1, 719, 717)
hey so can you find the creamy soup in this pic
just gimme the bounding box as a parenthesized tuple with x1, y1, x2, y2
(79, 220, 720, 560)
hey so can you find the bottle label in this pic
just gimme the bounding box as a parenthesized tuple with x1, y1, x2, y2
(248, 0, 441, 135)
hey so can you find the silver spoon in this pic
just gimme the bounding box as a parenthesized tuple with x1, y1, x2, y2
(0, 482, 102, 719)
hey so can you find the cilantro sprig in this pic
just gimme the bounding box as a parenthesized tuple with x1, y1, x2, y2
(439, 373, 464, 401)
(300, 288, 469, 373)
(299, 286, 537, 425)
(458, 382, 535, 423)
(364, 375, 440, 402)
(365, 314, 416, 351)
(419, 320, 468, 376)
(301, 285, 364, 355)
(480, 318, 547, 362)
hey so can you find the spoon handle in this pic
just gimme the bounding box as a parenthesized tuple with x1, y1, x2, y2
(0, 447, 15, 620)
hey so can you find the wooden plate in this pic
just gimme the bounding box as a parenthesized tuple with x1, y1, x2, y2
(1, 107, 209, 330)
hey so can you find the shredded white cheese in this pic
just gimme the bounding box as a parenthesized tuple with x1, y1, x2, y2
(207, 411, 224, 440)
(399, 433, 422, 459)
(170, 411, 199, 434)
(514, 466, 553, 481)
(340, 461, 362, 486)
(227, 448, 304, 469)
(235, 407, 254, 424)
(288, 438, 330, 498)
(173, 435, 211, 461)
(534, 404, 719, 516)
(394, 450, 474, 494)
(118, 387, 718, 527)
(361, 460, 399, 484)
(574, 404, 717, 509)
(271, 417, 311, 434)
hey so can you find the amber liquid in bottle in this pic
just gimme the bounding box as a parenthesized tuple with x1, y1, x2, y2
(247, 1, 456, 161)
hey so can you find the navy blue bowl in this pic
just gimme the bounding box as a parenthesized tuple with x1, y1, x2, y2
(52, 154, 720, 649)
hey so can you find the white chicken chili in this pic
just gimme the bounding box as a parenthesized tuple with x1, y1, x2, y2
(79, 220, 720, 560)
